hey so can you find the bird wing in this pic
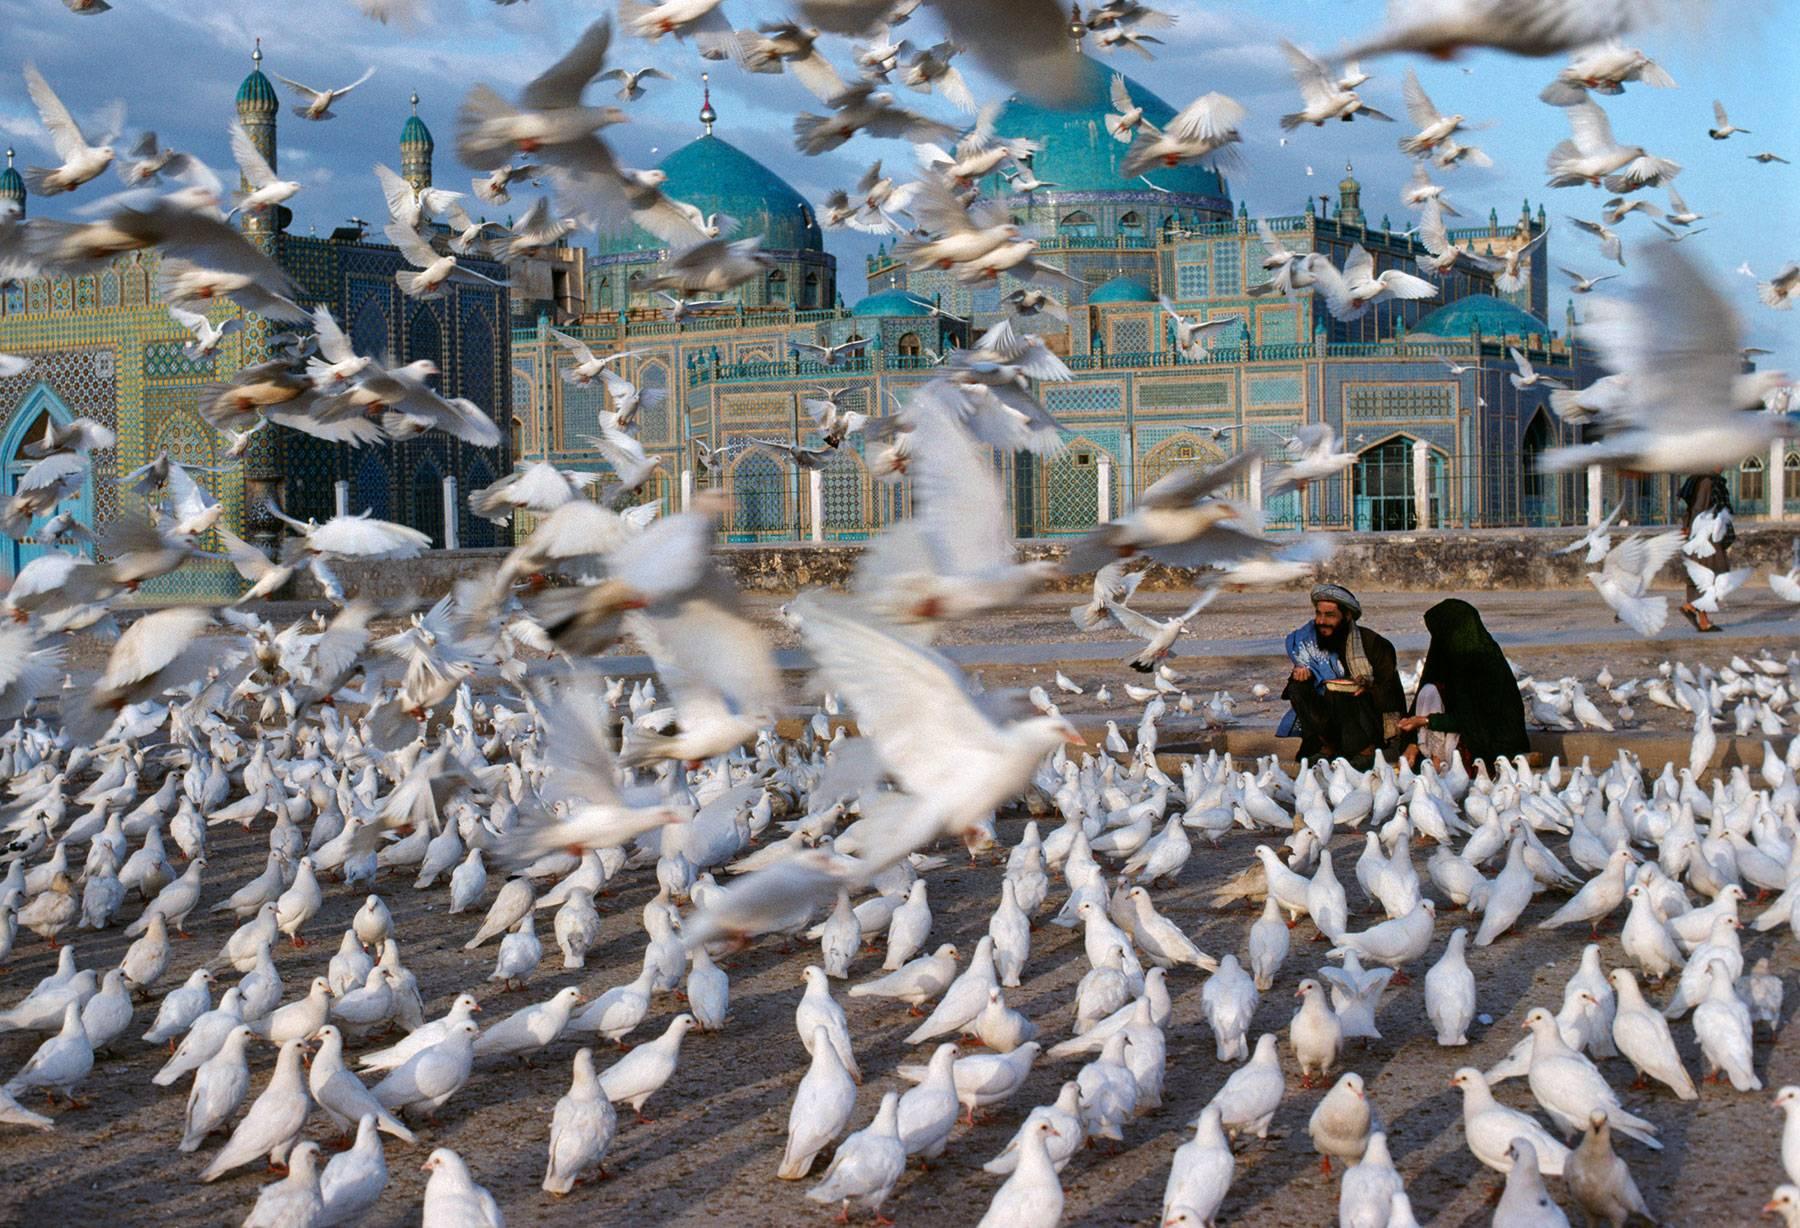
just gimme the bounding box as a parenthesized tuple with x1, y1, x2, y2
(1103, 600, 1167, 640)
(1109, 71, 1134, 115)
(163, 462, 216, 523)
(271, 74, 325, 102)
(374, 163, 416, 222)
(1401, 68, 1440, 128)
(1255, 217, 1292, 261)
(1168, 91, 1246, 146)
(908, 412, 1012, 576)
(336, 67, 378, 96)
(311, 306, 356, 364)
(382, 222, 441, 269)
(1712, 99, 1728, 127)
(167, 305, 208, 335)
(215, 527, 276, 581)
(522, 18, 613, 111)
(1280, 40, 1333, 104)
(1510, 347, 1535, 379)
(795, 594, 1004, 797)
(23, 64, 88, 160)
(1343, 243, 1375, 285)
(1565, 98, 1619, 155)
(548, 328, 598, 367)
(1580, 243, 1744, 432)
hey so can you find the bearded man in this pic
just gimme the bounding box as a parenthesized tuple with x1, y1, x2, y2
(1276, 583, 1407, 767)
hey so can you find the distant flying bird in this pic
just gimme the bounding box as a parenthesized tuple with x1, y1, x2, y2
(273, 68, 376, 121)
(1749, 151, 1791, 165)
(1341, 0, 1676, 62)
(1708, 100, 1749, 140)
(1545, 97, 1681, 192)
(598, 65, 673, 102)
(1560, 268, 1616, 295)
(1120, 92, 1247, 178)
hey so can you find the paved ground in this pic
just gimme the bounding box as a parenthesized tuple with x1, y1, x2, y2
(3, 586, 1795, 1225)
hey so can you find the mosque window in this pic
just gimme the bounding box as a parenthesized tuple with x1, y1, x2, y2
(510, 416, 524, 457)
(99, 272, 120, 307)
(1118, 211, 1143, 239)
(637, 363, 669, 441)
(1058, 211, 1097, 239)
(767, 268, 788, 304)
(802, 271, 819, 309)
(353, 451, 390, 521)
(411, 461, 445, 549)
(1739, 455, 1765, 507)
(897, 332, 922, 358)
(1786, 452, 1800, 503)
(590, 276, 609, 311)
(733, 450, 786, 533)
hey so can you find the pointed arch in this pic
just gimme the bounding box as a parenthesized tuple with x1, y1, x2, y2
(729, 447, 787, 535)
(1138, 432, 1227, 496)
(2, 385, 92, 575)
(1352, 432, 1447, 532)
(411, 456, 445, 549)
(407, 303, 444, 368)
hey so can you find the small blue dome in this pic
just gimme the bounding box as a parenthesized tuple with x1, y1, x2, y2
(1411, 294, 1548, 339)
(400, 114, 433, 150)
(598, 134, 821, 256)
(852, 289, 935, 318)
(1088, 276, 1156, 304)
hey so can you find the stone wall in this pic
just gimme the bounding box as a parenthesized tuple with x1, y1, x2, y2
(283, 524, 1800, 600)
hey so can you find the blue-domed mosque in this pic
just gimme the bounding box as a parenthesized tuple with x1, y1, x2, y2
(0, 46, 514, 591)
(510, 29, 1635, 543)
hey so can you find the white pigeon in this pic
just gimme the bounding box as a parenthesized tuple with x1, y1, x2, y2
(543, 1048, 617, 1195)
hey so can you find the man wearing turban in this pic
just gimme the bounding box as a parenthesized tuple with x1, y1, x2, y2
(1276, 583, 1407, 767)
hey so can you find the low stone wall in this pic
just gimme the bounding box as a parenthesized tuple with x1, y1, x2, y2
(283, 523, 1800, 601)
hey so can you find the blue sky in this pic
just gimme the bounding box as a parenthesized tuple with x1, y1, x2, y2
(2, 0, 1795, 368)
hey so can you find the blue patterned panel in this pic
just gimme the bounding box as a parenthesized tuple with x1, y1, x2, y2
(143, 342, 216, 378)
(1176, 262, 1209, 298)
(1176, 243, 1208, 264)
(1249, 375, 1302, 406)
(969, 284, 1000, 314)
(1043, 384, 1122, 414)
(100, 271, 120, 307)
(352, 450, 390, 520)
(562, 380, 606, 449)
(1212, 244, 1241, 296)
(407, 304, 444, 367)
(512, 371, 536, 452)
(1110, 318, 1149, 352)
(1344, 383, 1456, 418)
(461, 305, 494, 411)
(351, 294, 389, 364)
(1246, 242, 1271, 289)
(637, 362, 670, 443)
(1260, 309, 1297, 344)
(1138, 380, 1229, 409)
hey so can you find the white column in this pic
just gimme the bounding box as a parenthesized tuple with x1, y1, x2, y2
(1412, 439, 1431, 530)
(1770, 439, 1786, 521)
(1096, 455, 1112, 524)
(808, 468, 824, 543)
(1586, 464, 1604, 527)
(680, 468, 693, 513)
(333, 480, 349, 517)
(1247, 454, 1263, 509)
(441, 476, 458, 550)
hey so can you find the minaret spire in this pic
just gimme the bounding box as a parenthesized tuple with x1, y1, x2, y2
(699, 73, 716, 136)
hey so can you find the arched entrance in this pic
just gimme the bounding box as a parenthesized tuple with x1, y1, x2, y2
(1353, 436, 1432, 532)
(2, 386, 94, 576)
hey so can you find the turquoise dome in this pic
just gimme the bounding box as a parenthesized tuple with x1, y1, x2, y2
(989, 55, 1229, 201)
(1411, 294, 1548, 339)
(237, 68, 278, 113)
(400, 114, 433, 149)
(600, 134, 822, 255)
(1088, 276, 1156, 304)
(0, 162, 23, 205)
(853, 289, 935, 317)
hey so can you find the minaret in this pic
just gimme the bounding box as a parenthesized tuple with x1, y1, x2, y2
(1336, 161, 1363, 227)
(0, 148, 24, 219)
(235, 40, 279, 234)
(400, 92, 434, 191)
(699, 73, 716, 137)
(1069, 4, 1086, 46)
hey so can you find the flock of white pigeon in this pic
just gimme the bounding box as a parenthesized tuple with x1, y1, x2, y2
(1, 0, 1800, 1224)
